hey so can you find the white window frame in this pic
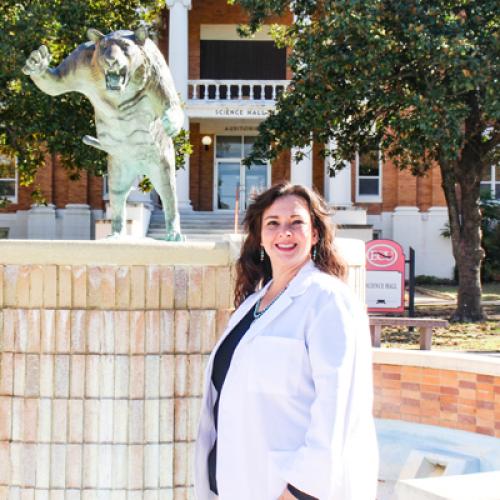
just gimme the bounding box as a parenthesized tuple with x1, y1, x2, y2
(213, 135, 271, 211)
(480, 165, 499, 201)
(355, 150, 382, 203)
(0, 155, 18, 204)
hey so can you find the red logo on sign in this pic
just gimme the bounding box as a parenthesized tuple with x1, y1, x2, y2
(366, 243, 398, 268)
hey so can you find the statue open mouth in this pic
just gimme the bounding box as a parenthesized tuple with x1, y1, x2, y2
(105, 67, 127, 91)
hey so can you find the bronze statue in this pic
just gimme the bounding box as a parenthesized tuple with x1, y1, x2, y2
(23, 27, 185, 241)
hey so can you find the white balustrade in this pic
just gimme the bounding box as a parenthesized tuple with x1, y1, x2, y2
(188, 80, 290, 102)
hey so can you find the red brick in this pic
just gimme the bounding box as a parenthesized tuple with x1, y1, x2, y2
(401, 382, 420, 391)
(440, 402, 458, 413)
(421, 392, 440, 401)
(458, 413, 476, 425)
(459, 380, 476, 389)
(402, 398, 420, 407)
(477, 400, 494, 410)
(272, 150, 291, 185)
(312, 142, 325, 196)
(421, 384, 441, 394)
(440, 386, 459, 395)
(476, 426, 495, 436)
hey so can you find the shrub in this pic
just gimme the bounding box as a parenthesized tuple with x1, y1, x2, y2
(415, 275, 457, 286)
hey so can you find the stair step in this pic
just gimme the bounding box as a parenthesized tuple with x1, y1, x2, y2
(148, 210, 246, 238)
(148, 230, 239, 235)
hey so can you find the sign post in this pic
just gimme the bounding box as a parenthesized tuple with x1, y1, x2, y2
(366, 239, 405, 313)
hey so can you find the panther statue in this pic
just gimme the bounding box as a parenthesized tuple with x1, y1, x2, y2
(23, 27, 185, 241)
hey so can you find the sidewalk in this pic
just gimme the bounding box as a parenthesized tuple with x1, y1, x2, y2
(414, 288, 500, 307)
(415, 295, 500, 307)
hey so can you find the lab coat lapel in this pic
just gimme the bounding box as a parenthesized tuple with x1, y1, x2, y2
(240, 260, 317, 346)
(240, 293, 293, 346)
(204, 282, 271, 369)
(199, 283, 271, 411)
(220, 282, 270, 339)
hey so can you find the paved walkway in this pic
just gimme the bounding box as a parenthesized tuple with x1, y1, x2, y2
(415, 296, 500, 307)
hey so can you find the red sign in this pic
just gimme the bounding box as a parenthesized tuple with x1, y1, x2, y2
(366, 240, 405, 313)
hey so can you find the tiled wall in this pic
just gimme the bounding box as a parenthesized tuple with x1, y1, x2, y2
(0, 262, 233, 500)
(0, 237, 368, 499)
(373, 363, 500, 438)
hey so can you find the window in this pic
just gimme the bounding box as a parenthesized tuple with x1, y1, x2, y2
(0, 155, 18, 203)
(480, 165, 500, 200)
(215, 136, 269, 210)
(356, 150, 382, 202)
(200, 41, 286, 80)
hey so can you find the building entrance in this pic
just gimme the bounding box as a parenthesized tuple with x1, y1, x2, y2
(215, 136, 269, 210)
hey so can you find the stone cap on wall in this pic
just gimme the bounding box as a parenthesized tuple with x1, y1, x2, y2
(0, 238, 231, 266)
(0, 237, 365, 267)
(373, 348, 500, 376)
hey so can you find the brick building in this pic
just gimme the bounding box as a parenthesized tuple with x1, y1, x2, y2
(5, 0, 495, 277)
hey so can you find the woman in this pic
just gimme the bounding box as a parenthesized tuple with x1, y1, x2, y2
(194, 183, 378, 500)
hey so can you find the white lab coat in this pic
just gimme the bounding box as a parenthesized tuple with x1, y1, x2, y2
(194, 261, 378, 500)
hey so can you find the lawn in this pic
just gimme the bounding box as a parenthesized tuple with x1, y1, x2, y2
(378, 290, 500, 352)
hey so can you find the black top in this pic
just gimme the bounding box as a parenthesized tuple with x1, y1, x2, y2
(208, 303, 318, 500)
(208, 305, 255, 495)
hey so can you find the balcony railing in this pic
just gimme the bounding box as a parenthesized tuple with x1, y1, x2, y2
(188, 80, 290, 102)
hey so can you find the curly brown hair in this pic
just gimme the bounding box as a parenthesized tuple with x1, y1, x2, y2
(234, 183, 348, 307)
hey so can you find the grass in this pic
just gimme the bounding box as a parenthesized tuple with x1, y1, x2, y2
(379, 303, 500, 352)
(416, 282, 500, 302)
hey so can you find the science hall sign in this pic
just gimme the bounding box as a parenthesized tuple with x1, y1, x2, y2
(187, 103, 274, 119)
(214, 107, 270, 117)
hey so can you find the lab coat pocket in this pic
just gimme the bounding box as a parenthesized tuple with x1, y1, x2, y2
(248, 336, 304, 395)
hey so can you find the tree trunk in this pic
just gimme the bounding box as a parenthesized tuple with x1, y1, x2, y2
(453, 177, 485, 322)
(440, 154, 486, 323)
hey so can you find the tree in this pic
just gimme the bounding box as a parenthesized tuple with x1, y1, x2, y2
(231, 0, 499, 322)
(0, 0, 191, 201)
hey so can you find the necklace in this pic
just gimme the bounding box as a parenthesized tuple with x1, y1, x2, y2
(253, 284, 288, 319)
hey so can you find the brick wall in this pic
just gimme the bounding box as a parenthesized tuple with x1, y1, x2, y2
(189, 124, 214, 211)
(0, 154, 104, 214)
(271, 150, 291, 185)
(189, 0, 293, 80)
(312, 142, 325, 196)
(0, 254, 233, 499)
(360, 160, 447, 215)
(373, 362, 500, 438)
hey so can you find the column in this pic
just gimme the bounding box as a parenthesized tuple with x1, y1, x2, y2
(290, 146, 313, 188)
(325, 161, 352, 206)
(167, 0, 192, 210)
(324, 140, 352, 206)
(62, 204, 91, 240)
(27, 204, 56, 239)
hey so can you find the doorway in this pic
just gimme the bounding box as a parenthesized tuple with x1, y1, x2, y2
(215, 136, 270, 210)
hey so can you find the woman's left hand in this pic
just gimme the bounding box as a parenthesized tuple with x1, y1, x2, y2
(278, 487, 296, 500)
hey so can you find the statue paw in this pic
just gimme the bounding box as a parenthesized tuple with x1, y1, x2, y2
(164, 230, 185, 242)
(82, 135, 105, 151)
(22, 45, 51, 76)
(162, 107, 184, 137)
(105, 233, 123, 240)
